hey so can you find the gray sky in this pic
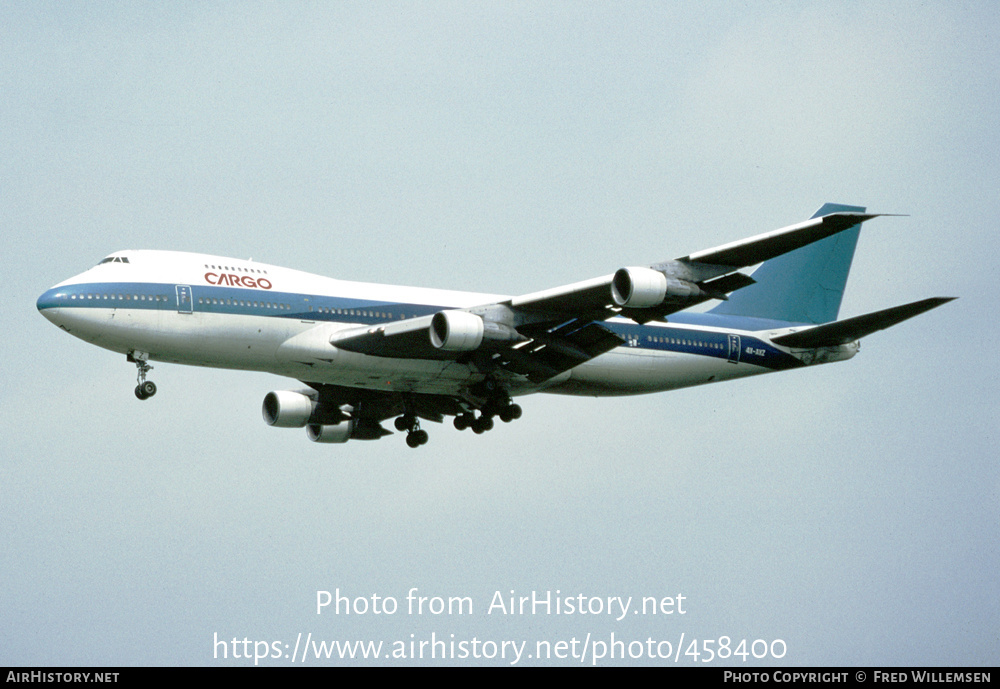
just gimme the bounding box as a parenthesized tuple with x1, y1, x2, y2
(3, 1, 997, 666)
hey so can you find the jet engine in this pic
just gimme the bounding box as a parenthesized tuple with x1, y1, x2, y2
(262, 390, 316, 427)
(430, 310, 484, 351)
(612, 267, 704, 307)
(306, 421, 355, 443)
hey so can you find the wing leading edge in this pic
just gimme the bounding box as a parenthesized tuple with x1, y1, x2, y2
(318, 208, 889, 382)
(507, 211, 883, 322)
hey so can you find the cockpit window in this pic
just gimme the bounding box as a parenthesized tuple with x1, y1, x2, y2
(97, 256, 130, 265)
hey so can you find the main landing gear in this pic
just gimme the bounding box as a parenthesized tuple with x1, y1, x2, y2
(453, 402, 522, 434)
(128, 351, 157, 400)
(453, 389, 522, 435)
(394, 414, 429, 448)
(393, 381, 524, 448)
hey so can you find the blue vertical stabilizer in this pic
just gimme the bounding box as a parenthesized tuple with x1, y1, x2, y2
(707, 203, 866, 324)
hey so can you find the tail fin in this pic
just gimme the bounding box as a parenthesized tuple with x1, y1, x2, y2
(708, 203, 865, 324)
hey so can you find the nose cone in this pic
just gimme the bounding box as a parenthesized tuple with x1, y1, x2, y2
(37, 286, 64, 324)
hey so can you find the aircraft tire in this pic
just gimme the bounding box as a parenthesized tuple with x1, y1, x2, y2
(407, 430, 428, 448)
(499, 404, 522, 422)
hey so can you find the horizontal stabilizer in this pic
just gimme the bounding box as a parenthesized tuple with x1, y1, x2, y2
(771, 297, 955, 348)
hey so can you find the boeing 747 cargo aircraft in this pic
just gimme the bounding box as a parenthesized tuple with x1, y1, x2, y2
(37, 204, 953, 448)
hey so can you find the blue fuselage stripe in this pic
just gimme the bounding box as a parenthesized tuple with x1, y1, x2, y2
(37, 281, 805, 371)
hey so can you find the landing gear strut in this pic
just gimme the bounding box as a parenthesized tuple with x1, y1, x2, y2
(128, 351, 157, 400)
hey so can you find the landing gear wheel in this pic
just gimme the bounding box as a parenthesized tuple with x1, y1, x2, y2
(134, 381, 157, 400)
(406, 430, 429, 448)
(499, 403, 522, 423)
(398, 404, 428, 447)
(129, 351, 156, 401)
(454, 413, 474, 431)
(472, 415, 494, 434)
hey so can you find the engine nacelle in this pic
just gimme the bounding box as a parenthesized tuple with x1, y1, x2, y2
(262, 390, 316, 427)
(612, 267, 704, 308)
(430, 310, 484, 351)
(612, 267, 668, 307)
(306, 421, 355, 443)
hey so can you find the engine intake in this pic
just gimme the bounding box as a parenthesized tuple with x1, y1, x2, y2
(430, 310, 484, 351)
(612, 267, 668, 307)
(612, 267, 703, 308)
(306, 421, 355, 443)
(262, 390, 316, 427)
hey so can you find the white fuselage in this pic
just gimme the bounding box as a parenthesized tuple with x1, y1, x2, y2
(37, 250, 854, 400)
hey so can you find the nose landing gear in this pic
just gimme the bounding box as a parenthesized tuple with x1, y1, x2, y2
(128, 351, 157, 400)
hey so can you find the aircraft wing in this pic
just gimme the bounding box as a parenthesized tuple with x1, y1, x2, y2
(324, 210, 882, 381)
(330, 313, 625, 384)
(330, 315, 451, 359)
(506, 211, 881, 322)
(679, 212, 882, 267)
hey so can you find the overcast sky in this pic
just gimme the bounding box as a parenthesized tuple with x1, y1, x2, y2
(3, 2, 997, 666)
